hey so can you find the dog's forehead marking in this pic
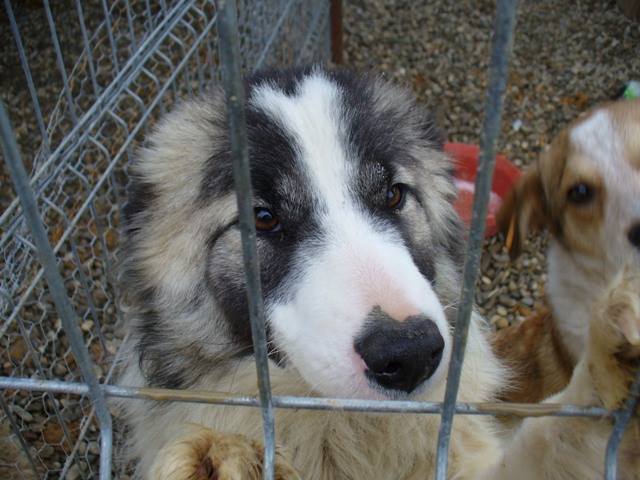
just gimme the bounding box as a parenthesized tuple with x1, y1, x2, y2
(611, 105, 640, 171)
(569, 109, 631, 188)
(570, 110, 623, 170)
(250, 72, 351, 211)
(570, 107, 640, 229)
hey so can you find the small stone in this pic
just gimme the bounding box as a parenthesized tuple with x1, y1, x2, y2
(496, 317, 509, 329)
(43, 422, 64, 444)
(498, 294, 516, 307)
(11, 405, 33, 422)
(81, 320, 94, 333)
(493, 253, 510, 264)
(92, 289, 107, 303)
(522, 297, 534, 307)
(9, 338, 28, 361)
(105, 341, 118, 355)
(483, 296, 497, 310)
(88, 441, 100, 456)
(496, 305, 508, 316)
(67, 464, 81, 480)
(40, 445, 55, 459)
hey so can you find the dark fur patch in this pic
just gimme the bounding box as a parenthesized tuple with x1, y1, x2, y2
(135, 308, 243, 389)
(135, 310, 189, 389)
(122, 180, 156, 234)
(198, 110, 299, 203)
(332, 70, 443, 166)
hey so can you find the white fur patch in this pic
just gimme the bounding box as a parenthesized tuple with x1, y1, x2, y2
(570, 110, 622, 169)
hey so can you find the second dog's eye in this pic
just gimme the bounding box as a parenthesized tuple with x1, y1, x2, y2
(567, 183, 594, 205)
(254, 208, 281, 232)
(386, 184, 406, 210)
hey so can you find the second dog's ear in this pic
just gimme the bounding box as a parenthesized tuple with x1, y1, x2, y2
(497, 167, 547, 259)
(497, 130, 569, 259)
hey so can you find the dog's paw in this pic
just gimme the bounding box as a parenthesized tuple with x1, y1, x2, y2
(587, 267, 640, 408)
(149, 424, 300, 480)
(594, 267, 640, 357)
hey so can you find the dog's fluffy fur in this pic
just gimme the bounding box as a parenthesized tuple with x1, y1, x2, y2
(117, 68, 640, 479)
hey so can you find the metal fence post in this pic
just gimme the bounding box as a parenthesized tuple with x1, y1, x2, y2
(215, 2, 277, 480)
(0, 103, 114, 480)
(330, 0, 343, 64)
(434, 1, 519, 478)
(605, 369, 640, 479)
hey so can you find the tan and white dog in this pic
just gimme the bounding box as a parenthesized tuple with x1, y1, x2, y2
(494, 99, 640, 404)
(117, 69, 640, 480)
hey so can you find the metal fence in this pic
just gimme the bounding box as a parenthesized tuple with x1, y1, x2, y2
(0, 1, 638, 480)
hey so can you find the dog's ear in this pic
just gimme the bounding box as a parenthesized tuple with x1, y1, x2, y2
(497, 130, 569, 259)
(497, 166, 547, 259)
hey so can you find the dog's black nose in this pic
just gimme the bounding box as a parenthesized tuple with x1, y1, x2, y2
(629, 223, 640, 249)
(354, 309, 445, 393)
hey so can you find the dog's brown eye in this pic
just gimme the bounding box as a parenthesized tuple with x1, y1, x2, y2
(567, 183, 594, 205)
(254, 208, 280, 232)
(387, 184, 406, 210)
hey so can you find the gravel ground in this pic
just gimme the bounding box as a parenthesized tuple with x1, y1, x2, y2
(344, 0, 640, 327)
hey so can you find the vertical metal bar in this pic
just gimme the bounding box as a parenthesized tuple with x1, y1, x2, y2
(215, 2, 276, 480)
(4, 0, 51, 156)
(330, 0, 343, 64)
(207, 32, 219, 83)
(323, 0, 332, 63)
(179, 17, 206, 94)
(0, 104, 113, 480)
(144, 0, 154, 31)
(434, 1, 519, 479)
(168, 32, 194, 97)
(294, 3, 326, 66)
(253, 0, 298, 72)
(604, 368, 640, 480)
(125, 0, 139, 53)
(101, 0, 121, 72)
(74, 0, 101, 97)
(43, 0, 79, 125)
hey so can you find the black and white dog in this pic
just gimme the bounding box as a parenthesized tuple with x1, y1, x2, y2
(118, 67, 640, 479)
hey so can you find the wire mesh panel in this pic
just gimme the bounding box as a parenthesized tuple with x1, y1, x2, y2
(1, 1, 639, 480)
(1, 1, 330, 478)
